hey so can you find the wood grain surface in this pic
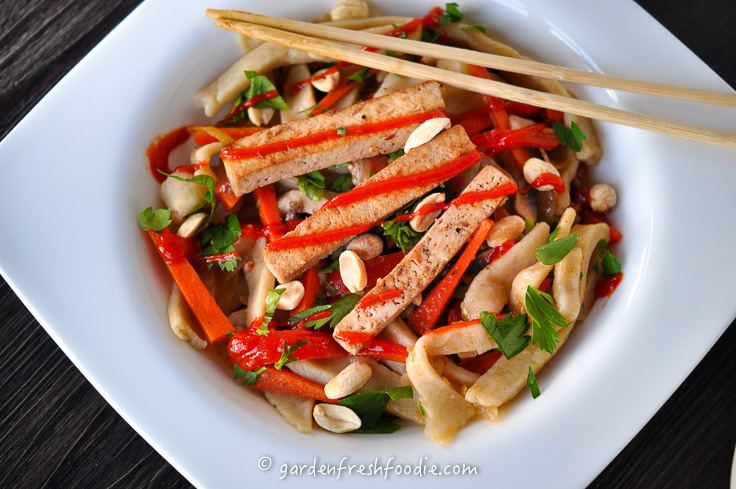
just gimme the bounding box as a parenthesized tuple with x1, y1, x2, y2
(1, 1, 734, 488)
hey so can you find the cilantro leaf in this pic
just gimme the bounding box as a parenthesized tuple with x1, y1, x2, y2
(348, 66, 374, 84)
(319, 258, 340, 273)
(339, 386, 413, 430)
(391, 24, 408, 39)
(297, 170, 326, 201)
(381, 220, 420, 253)
(522, 218, 536, 238)
(547, 227, 560, 244)
(199, 214, 241, 270)
(440, 2, 463, 24)
(461, 24, 486, 32)
(331, 174, 354, 194)
(265, 288, 285, 316)
(328, 162, 351, 169)
(480, 311, 531, 360)
(601, 250, 621, 276)
(385, 50, 397, 57)
(388, 149, 405, 162)
(349, 418, 402, 434)
(158, 171, 217, 224)
(336, 127, 348, 136)
(535, 231, 578, 265)
(239, 71, 290, 111)
(139, 207, 172, 231)
(552, 121, 587, 152)
(305, 315, 332, 330)
(525, 286, 568, 354)
(327, 294, 362, 327)
(287, 305, 331, 326)
(527, 367, 541, 398)
(421, 28, 440, 43)
(234, 365, 266, 386)
(418, 401, 426, 417)
(274, 339, 308, 370)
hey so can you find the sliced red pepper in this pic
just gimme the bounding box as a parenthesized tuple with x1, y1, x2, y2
(227, 329, 407, 371)
(471, 123, 559, 156)
(409, 219, 494, 335)
(326, 251, 405, 296)
(487, 239, 516, 263)
(291, 264, 323, 319)
(146, 126, 192, 183)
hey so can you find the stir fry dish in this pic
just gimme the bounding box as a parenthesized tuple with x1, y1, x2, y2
(139, 1, 623, 443)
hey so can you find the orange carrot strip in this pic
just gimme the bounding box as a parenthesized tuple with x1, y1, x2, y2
(409, 219, 494, 335)
(215, 175, 241, 210)
(147, 231, 234, 343)
(310, 66, 368, 116)
(253, 366, 336, 403)
(253, 184, 284, 241)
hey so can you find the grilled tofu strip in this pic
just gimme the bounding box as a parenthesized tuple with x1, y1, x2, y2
(221, 81, 446, 196)
(264, 125, 476, 284)
(334, 165, 514, 354)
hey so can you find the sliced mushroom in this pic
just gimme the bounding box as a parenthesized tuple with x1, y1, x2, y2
(176, 212, 208, 239)
(160, 171, 208, 225)
(277, 189, 330, 219)
(167, 283, 207, 349)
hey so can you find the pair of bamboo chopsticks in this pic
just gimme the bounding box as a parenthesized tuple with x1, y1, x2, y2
(206, 9, 736, 150)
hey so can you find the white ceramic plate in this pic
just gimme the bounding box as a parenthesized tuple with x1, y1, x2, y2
(1, 0, 734, 488)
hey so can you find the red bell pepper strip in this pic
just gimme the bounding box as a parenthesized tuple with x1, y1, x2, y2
(487, 239, 516, 263)
(291, 264, 323, 318)
(147, 230, 234, 343)
(252, 366, 336, 403)
(471, 123, 559, 156)
(326, 251, 405, 296)
(227, 329, 407, 371)
(253, 184, 285, 241)
(460, 350, 503, 375)
(193, 126, 264, 145)
(409, 219, 494, 335)
(469, 65, 533, 169)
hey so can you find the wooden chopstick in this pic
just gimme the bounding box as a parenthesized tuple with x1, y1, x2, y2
(207, 9, 736, 108)
(211, 17, 736, 150)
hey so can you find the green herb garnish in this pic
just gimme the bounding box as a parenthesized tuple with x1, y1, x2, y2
(297, 170, 326, 201)
(527, 367, 541, 398)
(535, 232, 578, 265)
(234, 365, 266, 385)
(339, 386, 413, 431)
(139, 207, 171, 232)
(274, 339, 308, 370)
(331, 174, 354, 193)
(552, 121, 587, 152)
(199, 214, 242, 271)
(440, 2, 463, 24)
(461, 24, 486, 32)
(601, 250, 621, 276)
(481, 311, 531, 360)
(525, 286, 568, 354)
(158, 170, 216, 224)
(336, 127, 348, 136)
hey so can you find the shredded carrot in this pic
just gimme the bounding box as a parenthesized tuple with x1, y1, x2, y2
(409, 219, 495, 335)
(254, 184, 284, 241)
(253, 366, 336, 403)
(147, 231, 234, 343)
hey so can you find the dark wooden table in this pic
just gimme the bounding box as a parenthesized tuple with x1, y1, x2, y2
(1, 1, 734, 487)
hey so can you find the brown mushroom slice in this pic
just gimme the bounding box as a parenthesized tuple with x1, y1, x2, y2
(222, 81, 446, 196)
(334, 165, 513, 354)
(264, 125, 474, 283)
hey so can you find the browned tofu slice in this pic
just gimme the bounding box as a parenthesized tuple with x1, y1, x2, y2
(333, 165, 514, 353)
(264, 125, 476, 284)
(221, 81, 445, 196)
